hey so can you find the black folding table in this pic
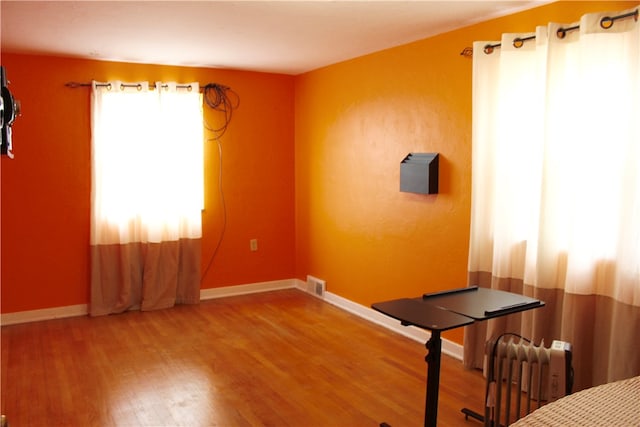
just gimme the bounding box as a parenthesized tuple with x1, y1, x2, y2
(372, 286, 544, 427)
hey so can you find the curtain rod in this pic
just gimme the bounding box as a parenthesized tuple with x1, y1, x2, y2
(65, 82, 232, 93)
(460, 8, 638, 57)
(65, 81, 206, 91)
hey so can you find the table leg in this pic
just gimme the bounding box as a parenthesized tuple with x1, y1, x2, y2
(424, 331, 442, 427)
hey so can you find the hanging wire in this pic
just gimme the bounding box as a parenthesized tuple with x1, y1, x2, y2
(201, 83, 240, 281)
(202, 83, 240, 139)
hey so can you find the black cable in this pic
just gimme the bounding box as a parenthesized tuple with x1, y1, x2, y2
(200, 83, 239, 281)
(201, 138, 227, 281)
(202, 83, 239, 139)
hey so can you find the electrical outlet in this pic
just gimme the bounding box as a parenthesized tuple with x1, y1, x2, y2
(250, 239, 258, 251)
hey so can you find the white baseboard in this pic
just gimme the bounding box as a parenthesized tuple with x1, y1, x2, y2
(301, 281, 463, 361)
(0, 304, 89, 326)
(0, 278, 465, 361)
(199, 279, 297, 300)
(0, 279, 298, 326)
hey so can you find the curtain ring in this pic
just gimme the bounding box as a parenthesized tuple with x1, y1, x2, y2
(120, 83, 124, 91)
(137, 83, 142, 91)
(557, 28, 567, 39)
(106, 83, 112, 91)
(600, 16, 614, 29)
(484, 44, 495, 55)
(187, 85, 193, 92)
(513, 38, 524, 48)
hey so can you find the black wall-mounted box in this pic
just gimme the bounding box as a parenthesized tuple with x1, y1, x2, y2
(400, 153, 439, 194)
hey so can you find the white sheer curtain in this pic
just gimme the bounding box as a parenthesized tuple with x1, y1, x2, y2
(90, 81, 204, 315)
(465, 8, 640, 391)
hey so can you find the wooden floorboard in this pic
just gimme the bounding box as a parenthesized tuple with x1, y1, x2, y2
(1, 289, 487, 426)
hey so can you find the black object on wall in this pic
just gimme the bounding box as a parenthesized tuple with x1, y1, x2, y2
(1, 66, 20, 159)
(400, 153, 439, 194)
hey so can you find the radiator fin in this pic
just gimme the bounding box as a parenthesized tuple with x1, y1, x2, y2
(483, 336, 572, 426)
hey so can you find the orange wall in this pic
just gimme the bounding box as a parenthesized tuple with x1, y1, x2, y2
(294, 1, 638, 343)
(0, 55, 295, 313)
(2, 1, 637, 346)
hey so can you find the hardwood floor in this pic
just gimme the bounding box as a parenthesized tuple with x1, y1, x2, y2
(1, 289, 487, 426)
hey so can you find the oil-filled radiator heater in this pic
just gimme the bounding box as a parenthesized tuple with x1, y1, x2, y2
(463, 335, 573, 426)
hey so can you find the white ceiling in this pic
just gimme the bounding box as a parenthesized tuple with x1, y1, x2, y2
(1, 1, 545, 75)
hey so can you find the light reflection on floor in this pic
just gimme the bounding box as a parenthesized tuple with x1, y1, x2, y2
(107, 361, 221, 426)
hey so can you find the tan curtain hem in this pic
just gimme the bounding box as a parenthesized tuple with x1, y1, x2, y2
(465, 271, 640, 392)
(90, 238, 201, 316)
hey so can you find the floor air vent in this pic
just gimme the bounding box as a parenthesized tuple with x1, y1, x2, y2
(306, 275, 326, 297)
